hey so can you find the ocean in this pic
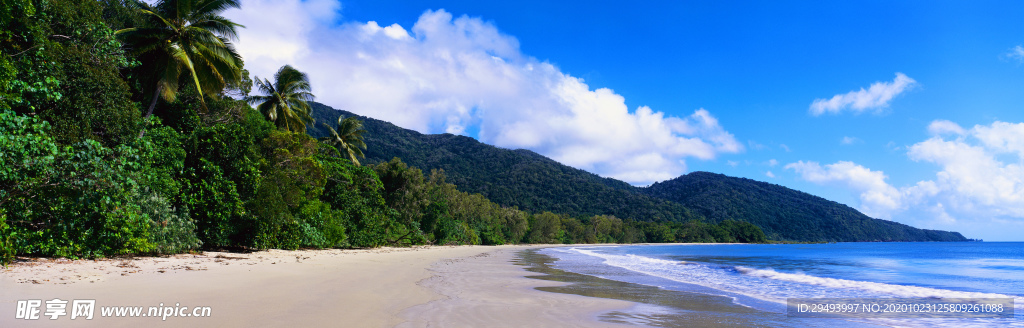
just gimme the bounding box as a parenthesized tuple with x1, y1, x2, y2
(535, 242, 1023, 327)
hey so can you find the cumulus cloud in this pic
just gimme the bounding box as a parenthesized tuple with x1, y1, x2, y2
(225, 2, 742, 185)
(809, 73, 917, 116)
(765, 171, 776, 178)
(907, 123, 1024, 218)
(784, 160, 902, 218)
(787, 120, 1024, 240)
(971, 121, 1024, 158)
(840, 136, 860, 145)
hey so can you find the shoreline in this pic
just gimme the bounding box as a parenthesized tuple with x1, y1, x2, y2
(398, 247, 635, 327)
(0, 245, 636, 327)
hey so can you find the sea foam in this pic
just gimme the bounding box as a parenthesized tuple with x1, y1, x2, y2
(562, 247, 1020, 304)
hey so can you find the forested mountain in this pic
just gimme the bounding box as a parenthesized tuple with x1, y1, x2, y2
(642, 172, 967, 242)
(307, 103, 967, 242)
(308, 102, 703, 223)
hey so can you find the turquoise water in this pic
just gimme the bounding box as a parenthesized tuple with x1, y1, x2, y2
(540, 242, 1023, 327)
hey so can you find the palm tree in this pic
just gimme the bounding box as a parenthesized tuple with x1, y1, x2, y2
(321, 116, 367, 165)
(246, 65, 315, 133)
(116, 0, 245, 118)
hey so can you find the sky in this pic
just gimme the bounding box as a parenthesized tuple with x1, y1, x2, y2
(224, 0, 1024, 241)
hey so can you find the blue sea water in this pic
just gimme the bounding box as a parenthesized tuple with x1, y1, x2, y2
(539, 242, 1024, 327)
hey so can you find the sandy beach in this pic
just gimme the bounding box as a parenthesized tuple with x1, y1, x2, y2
(0, 245, 635, 327)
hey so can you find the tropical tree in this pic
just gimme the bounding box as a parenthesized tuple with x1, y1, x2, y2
(116, 0, 245, 118)
(321, 116, 367, 165)
(246, 65, 315, 133)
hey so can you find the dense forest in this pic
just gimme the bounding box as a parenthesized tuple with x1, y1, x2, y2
(307, 104, 968, 243)
(643, 172, 967, 242)
(0, 0, 768, 267)
(307, 102, 703, 223)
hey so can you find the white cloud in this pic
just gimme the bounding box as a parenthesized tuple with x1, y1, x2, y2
(840, 136, 861, 145)
(780, 144, 791, 152)
(787, 120, 1024, 240)
(784, 160, 903, 218)
(765, 171, 775, 178)
(907, 124, 1024, 218)
(767, 159, 778, 167)
(224, 3, 742, 185)
(226, 0, 339, 64)
(972, 121, 1024, 158)
(727, 160, 739, 167)
(1005, 45, 1024, 63)
(927, 119, 966, 136)
(809, 73, 917, 116)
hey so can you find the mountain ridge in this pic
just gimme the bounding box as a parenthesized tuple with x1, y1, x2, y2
(307, 102, 967, 242)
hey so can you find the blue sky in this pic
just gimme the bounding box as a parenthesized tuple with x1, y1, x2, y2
(226, 1, 1024, 240)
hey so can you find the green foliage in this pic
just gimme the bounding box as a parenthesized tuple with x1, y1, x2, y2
(307, 103, 703, 223)
(717, 220, 768, 243)
(320, 116, 367, 165)
(2, 0, 141, 146)
(374, 157, 430, 227)
(139, 189, 200, 254)
(116, 0, 244, 117)
(434, 215, 480, 246)
(249, 130, 326, 249)
(1, 213, 14, 267)
(322, 155, 410, 247)
(295, 200, 347, 248)
(50, 140, 155, 257)
(0, 110, 60, 205)
(526, 212, 563, 244)
(560, 215, 626, 244)
(372, 159, 531, 246)
(1, 110, 157, 258)
(181, 157, 248, 247)
(136, 122, 186, 198)
(174, 101, 268, 246)
(248, 65, 315, 133)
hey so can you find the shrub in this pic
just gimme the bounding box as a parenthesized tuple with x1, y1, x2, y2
(2, 111, 156, 258)
(434, 216, 480, 246)
(1, 213, 14, 267)
(181, 158, 248, 248)
(322, 155, 411, 247)
(297, 200, 347, 248)
(140, 190, 200, 254)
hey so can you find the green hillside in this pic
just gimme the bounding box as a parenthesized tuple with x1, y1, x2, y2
(308, 103, 967, 242)
(308, 102, 702, 223)
(642, 172, 967, 242)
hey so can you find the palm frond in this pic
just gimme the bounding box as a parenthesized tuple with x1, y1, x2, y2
(119, 0, 244, 118)
(248, 65, 318, 133)
(191, 0, 242, 22)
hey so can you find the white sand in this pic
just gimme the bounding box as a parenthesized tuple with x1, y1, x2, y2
(0, 245, 634, 327)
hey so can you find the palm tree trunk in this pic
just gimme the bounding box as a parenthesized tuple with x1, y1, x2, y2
(139, 84, 164, 138)
(145, 84, 164, 119)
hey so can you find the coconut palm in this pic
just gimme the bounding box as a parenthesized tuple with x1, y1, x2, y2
(246, 65, 315, 133)
(320, 116, 367, 165)
(116, 0, 244, 118)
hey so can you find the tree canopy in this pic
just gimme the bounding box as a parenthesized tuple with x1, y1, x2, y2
(320, 116, 367, 165)
(116, 0, 244, 117)
(247, 65, 315, 133)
